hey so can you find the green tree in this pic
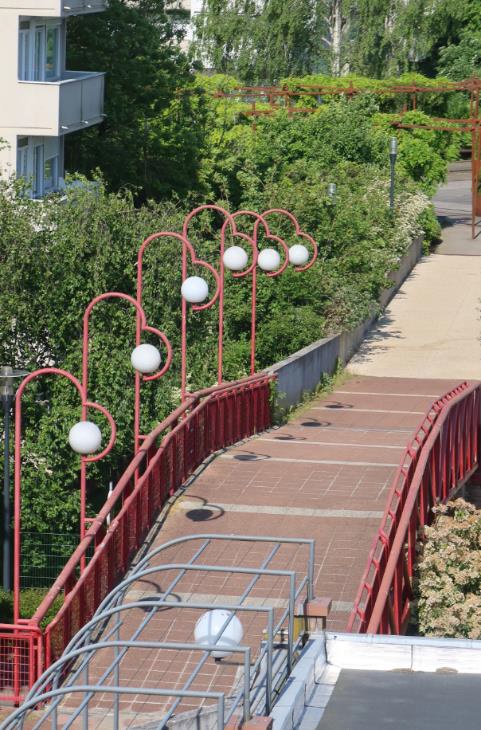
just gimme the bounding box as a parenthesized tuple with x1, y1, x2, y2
(192, 0, 328, 83)
(437, 32, 481, 80)
(325, 0, 481, 79)
(397, 0, 481, 77)
(65, 0, 207, 200)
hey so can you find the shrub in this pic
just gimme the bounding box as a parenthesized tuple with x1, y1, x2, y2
(417, 499, 481, 639)
(0, 588, 63, 628)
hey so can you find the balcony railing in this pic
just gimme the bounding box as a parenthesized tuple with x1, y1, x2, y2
(17, 71, 105, 136)
(58, 71, 105, 133)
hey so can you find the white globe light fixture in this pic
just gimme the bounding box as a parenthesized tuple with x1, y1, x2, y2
(194, 609, 244, 659)
(181, 276, 209, 304)
(258, 248, 281, 272)
(131, 343, 161, 374)
(288, 244, 310, 266)
(68, 421, 102, 454)
(223, 245, 248, 271)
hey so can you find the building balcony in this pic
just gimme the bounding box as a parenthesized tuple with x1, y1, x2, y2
(16, 71, 105, 136)
(0, 0, 106, 17)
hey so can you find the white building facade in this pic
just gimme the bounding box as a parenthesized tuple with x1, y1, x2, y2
(166, 0, 204, 50)
(0, 0, 106, 197)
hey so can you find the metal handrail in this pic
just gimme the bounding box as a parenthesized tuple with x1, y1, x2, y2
(32, 373, 272, 627)
(20, 531, 314, 726)
(0, 373, 273, 704)
(1, 685, 226, 730)
(347, 382, 469, 632)
(25, 603, 272, 714)
(349, 381, 480, 634)
(15, 571, 308, 726)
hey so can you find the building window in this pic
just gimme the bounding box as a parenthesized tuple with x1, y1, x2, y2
(46, 26, 60, 80)
(18, 25, 30, 81)
(34, 144, 44, 198)
(19, 21, 62, 81)
(16, 138, 29, 180)
(34, 26, 45, 81)
(44, 156, 59, 192)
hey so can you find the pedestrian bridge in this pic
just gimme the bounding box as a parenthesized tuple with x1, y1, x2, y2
(1, 192, 480, 727)
(1, 374, 479, 727)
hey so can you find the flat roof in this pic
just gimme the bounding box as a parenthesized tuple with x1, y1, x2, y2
(317, 668, 481, 730)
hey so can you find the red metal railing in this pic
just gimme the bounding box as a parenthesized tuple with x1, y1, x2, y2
(0, 373, 272, 704)
(0, 625, 42, 706)
(348, 381, 480, 634)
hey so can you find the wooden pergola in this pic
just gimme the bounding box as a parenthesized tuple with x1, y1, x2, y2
(214, 78, 481, 238)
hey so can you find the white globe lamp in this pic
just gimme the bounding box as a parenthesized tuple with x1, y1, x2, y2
(68, 421, 102, 454)
(181, 276, 209, 304)
(258, 248, 281, 272)
(194, 609, 244, 659)
(289, 244, 309, 266)
(223, 246, 248, 271)
(131, 343, 161, 374)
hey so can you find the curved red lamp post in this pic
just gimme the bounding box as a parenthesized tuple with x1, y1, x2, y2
(137, 230, 221, 408)
(13, 368, 116, 623)
(181, 204, 306, 381)
(218, 208, 318, 379)
(219, 209, 288, 380)
(81, 291, 173, 467)
(182, 205, 242, 396)
(262, 208, 318, 272)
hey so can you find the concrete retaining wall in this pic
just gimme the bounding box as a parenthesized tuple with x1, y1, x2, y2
(266, 236, 423, 411)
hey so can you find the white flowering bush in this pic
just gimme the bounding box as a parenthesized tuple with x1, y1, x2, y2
(394, 189, 432, 252)
(417, 499, 481, 639)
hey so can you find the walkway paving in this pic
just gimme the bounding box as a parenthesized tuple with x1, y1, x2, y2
(349, 163, 481, 379)
(145, 375, 459, 631)
(64, 375, 461, 727)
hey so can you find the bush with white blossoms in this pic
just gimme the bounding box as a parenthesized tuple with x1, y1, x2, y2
(417, 499, 481, 639)
(393, 189, 432, 253)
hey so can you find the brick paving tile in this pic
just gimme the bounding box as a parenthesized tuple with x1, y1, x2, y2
(57, 374, 464, 726)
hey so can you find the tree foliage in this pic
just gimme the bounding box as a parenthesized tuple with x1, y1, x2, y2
(65, 0, 208, 200)
(192, 0, 481, 81)
(438, 32, 481, 81)
(192, 0, 328, 83)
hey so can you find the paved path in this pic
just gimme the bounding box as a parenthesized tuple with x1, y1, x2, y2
(349, 165, 481, 379)
(145, 375, 459, 630)
(67, 375, 460, 727)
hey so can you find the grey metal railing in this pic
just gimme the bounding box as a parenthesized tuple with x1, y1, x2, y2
(1, 534, 315, 729)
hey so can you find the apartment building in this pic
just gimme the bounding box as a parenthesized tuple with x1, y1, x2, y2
(167, 0, 203, 50)
(0, 0, 106, 197)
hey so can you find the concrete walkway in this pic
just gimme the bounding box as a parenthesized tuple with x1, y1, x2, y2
(349, 164, 481, 380)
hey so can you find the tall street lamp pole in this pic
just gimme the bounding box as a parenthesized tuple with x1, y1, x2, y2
(390, 137, 398, 213)
(1, 366, 27, 591)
